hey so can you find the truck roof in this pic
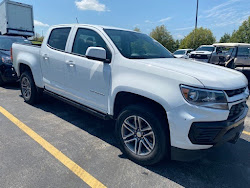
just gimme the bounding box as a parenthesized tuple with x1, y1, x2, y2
(51, 24, 139, 33)
(213, 43, 250, 47)
(199, 45, 214, 47)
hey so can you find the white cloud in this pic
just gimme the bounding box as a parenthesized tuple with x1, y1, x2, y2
(200, 0, 250, 28)
(174, 34, 184, 40)
(34, 20, 49, 27)
(158, 17, 172, 22)
(144, 17, 172, 24)
(145, 20, 153, 23)
(175, 26, 193, 31)
(205, 0, 240, 16)
(75, 0, 107, 12)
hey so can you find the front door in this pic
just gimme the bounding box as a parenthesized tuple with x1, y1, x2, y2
(64, 27, 112, 113)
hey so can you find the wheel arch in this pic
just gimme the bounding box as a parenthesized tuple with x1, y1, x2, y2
(112, 91, 170, 138)
(18, 62, 44, 88)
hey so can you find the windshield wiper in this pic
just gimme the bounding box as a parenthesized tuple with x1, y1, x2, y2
(0, 49, 10, 51)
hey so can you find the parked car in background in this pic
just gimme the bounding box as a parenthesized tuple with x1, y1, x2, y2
(173, 49, 193, 59)
(189, 45, 215, 62)
(0, 35, 31, 85)
(12, 24, 249, 165)
(209, 43, 250, 68)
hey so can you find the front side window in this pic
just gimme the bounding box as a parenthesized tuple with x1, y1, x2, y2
(48, 27, 71, 51)
(72, 28, 111, 59)
(104, 29, 173, 59)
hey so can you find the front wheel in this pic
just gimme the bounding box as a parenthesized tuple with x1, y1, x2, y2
(20, 71, 41, 104)
(116, 104, 170, 165)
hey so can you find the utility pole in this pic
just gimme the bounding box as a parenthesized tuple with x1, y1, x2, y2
(193, 0, 199, 48)
(195, 0, 199, 30)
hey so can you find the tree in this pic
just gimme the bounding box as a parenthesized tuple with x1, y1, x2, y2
(172, 39, 180, 52)
(33, 33, 44, 42)
(180, 27, 216, 49)
(219, 33, 231, 43)
(133, 27, 141, 32)
(150, 25, 175, 52)
(230, 16, 250, 43)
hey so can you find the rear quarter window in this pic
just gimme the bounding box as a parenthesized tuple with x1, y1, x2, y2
(47, 28, 71, 51)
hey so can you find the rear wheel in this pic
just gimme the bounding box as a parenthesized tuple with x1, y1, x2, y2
(116, 104, 169, 165)
(20, 71, 41, 104)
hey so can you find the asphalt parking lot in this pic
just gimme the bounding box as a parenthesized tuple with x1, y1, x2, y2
(0, 83, 250, 188)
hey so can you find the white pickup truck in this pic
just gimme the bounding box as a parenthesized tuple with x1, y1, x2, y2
(12, 24, 249, 165)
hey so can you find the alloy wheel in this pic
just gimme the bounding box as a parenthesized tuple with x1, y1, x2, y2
(121, 115, 156, 156)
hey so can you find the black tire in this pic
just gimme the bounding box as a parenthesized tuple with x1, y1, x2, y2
(116, 104, 170, 165)
(20, 71, 41, 104)
(0, 74, 5, 86)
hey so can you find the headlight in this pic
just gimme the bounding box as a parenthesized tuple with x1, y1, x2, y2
(180, 85, 228, 110)
(1, 56, 12, 64)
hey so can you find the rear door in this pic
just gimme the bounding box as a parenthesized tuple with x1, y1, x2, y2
(235, 47, 250, 67)
(40, 27, 71, 95)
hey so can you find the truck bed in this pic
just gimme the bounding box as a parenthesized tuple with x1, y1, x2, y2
(12, 42, 41, 77)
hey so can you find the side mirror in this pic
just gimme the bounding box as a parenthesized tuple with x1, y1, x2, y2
(86, 47, 107, 62)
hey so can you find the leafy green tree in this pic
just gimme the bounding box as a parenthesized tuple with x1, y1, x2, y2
(150, 25, 175, 52)
(180, 27, 216, 49)
(173, 39, 180, 52)
(133, 27, 141, 32)
(230, 16, 250, 43)
(219, 33, 231, 43)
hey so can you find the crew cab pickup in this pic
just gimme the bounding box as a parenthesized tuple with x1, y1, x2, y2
(12, 24, 249, 165)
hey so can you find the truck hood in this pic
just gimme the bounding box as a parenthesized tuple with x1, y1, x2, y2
(190, 51, 212, 55)
(136, 58, 248, 90)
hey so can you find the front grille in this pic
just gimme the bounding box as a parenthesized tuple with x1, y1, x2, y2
(190, 54, 208, 59)
(228, 102, 246, 121)
(225, 87, 246, 97)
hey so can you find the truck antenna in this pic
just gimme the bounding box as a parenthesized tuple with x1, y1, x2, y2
(76, 17, 79, 24)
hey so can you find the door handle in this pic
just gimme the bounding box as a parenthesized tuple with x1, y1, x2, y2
(43, 54, 49, 60)
(66, 60, 75, 67)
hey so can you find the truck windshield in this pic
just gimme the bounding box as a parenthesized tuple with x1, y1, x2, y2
(174, 50, 185, 55)
(104, 29, 173, 59)
(0, 37, 31, 51)
(196, 46, 215, 52)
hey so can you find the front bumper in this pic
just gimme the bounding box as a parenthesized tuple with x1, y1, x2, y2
(167, 93, 248, 150)
(171, 106, 247, 161)
(188, 103, 247, 145)
(0, 63, 18, 82)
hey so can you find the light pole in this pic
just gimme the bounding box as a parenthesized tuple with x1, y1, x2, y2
(194, 0, 199, 48)
(195, 0, 199, 30)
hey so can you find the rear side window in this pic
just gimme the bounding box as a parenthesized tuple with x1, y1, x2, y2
(237, 47, 250, 57)
(48, 28, 71, 51)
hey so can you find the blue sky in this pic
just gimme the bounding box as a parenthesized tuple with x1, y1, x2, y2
(12, 0, 250, 40)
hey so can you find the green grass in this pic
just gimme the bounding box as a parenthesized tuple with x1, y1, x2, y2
(31, 41, 42, 45)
